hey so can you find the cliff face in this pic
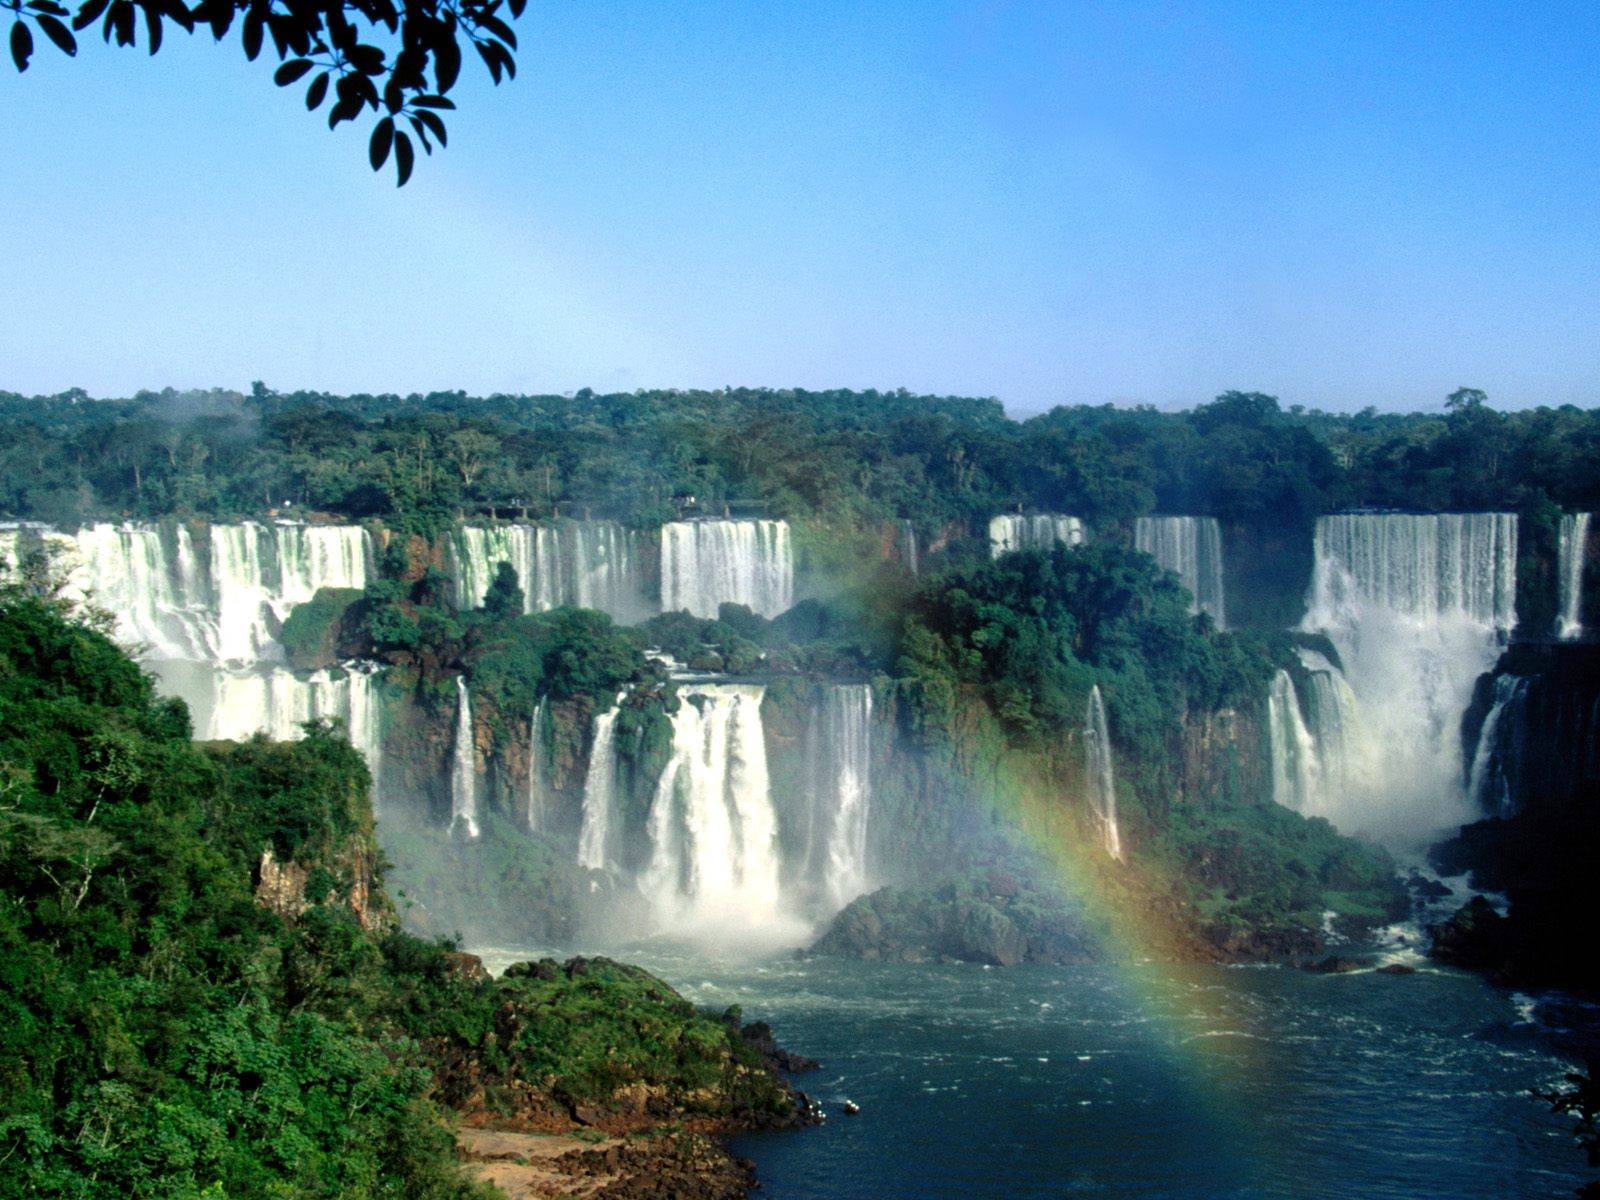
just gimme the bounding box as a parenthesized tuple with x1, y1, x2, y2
(1175, 703, 1269, 810)
(1433, 642, 1600, 994)
(255, 839, 392, 932)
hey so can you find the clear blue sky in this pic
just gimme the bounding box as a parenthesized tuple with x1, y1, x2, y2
(2, 1, 1597, 413)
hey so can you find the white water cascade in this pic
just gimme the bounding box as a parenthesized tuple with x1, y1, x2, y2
(1266, 654, 1373, 823)
(1134, 516, 1227, 627)
(989, 513, 1086, 558)
(1465, 674, 1531, 816)
(5, 521, 386, 791)
(1556, 513, 1591, 640)
(577, 697, 625, 869)
(527, 697, 549, 831)
(1083, 686, 1123, 860)
(660, 520, 794, 619)
(450, 677, 480, 840)
(1267, 670, 1321, 815)
(448, 522, 648, 623)
(638, 683, 792, 939)
(194, 663, 384, 806)
(55, 522, 370, 666)
(799, 684, 875, 914)
(1301, 512, 1518, 842)
(896, 520, 921, 575)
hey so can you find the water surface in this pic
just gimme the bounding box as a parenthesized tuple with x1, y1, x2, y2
(473, 945, 1590, 1200)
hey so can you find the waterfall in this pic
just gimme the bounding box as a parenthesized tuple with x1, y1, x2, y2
(577, 697, 624, 869)
(448, 521, 647, 622)
(1557, 513, 1591, 639)
(194, 664, 383, 803)
(897, 520, 920, 575)
(1266, 654, 1372, 822)
(70, 523, 213, 660)
(1083, 686, 1123, 860)
(1465, 674, 1530, 816)
(59, 520, 371, 666)
(1301, 512, 1518, 842)
(527, 697, 549, 831)
(989, 514, 1085, 558)
(1134, 516, 1227, 627)
(659, 519, 794, 619)
(1267, 670, 1320, 814)
(638, 683, 788, 934)
(450, 677, 480, 840)
(799, 684, 874, 913)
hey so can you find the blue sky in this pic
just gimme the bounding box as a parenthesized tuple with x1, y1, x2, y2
(2, 1, 1597, 413)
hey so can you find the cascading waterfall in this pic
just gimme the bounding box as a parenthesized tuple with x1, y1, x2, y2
(799, 684, 874, 914)
(1265, 653, 1372, 822)
(1556, 513, 1591, 640)
(1267, 670, 1320, 815)
(638, 683, 790, 937)
(896, 520, 920, 575)
(71, 523, 213, 660)
(450, 677, 480, 840)
(527, 697, 549, 831)
(1083, 686, 1123, 860)
(1465, 674, 1530, 816)
(1134, 516, 1227, 627)
(1302, 512, 1518, 842)
(576, 696, 624, 869)
(54, 520, 371, 666)
(448, 521, 647, 622)
(989, 513, 1086, 558)
(659, 519, 794, 619)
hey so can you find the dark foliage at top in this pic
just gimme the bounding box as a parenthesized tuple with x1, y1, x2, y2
(4, 0, 523, 184)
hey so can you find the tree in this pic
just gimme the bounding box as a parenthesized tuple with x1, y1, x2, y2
(481, 560, 522, 620)
(1445, 386, 1488, 411)
(4, 0, 525, 184)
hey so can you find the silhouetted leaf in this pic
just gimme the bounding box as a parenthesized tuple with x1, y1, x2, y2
(434, 30, 460, 91)
(475, 39, 501, 84)
(368, 115, 393, 170)
(478, 12, 515, 49)
(241, 10, 262, 59)
(143, 4, 160, 53)
(106, 0, 136, 45)
(274, 57, 313, 85)
(413, 107, 446, 148)
(35, 13, 75, 54)
(71, 0, 109, 33)
(394, 129, 413, 185)
(305, 70, 329, 110)
(10, 20, 34, 71)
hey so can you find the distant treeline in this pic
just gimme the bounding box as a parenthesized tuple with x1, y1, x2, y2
(1, 384, 1595, 534)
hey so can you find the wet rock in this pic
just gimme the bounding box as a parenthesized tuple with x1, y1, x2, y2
(1429, 895, 1513, 974)
(1376, 963, 1418, 975)
(740, 1021, 819, 1073)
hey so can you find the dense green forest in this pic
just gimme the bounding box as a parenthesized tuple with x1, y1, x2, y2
(0, 587, 802, 1199)
(2, 385, 1596, 534)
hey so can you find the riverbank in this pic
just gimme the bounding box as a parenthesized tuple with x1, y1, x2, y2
(460, 1127, 760, 1200)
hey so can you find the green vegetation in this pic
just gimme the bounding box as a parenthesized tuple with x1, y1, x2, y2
(1154, 788, 1406, 947)
(0, 592, 796, 1199)
(896, 544, 1284, 802)
(278, 585, 365, 668)
(4, 385, 1593, 542)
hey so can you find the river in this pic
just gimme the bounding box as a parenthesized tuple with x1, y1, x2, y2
(473, 940, 1593, 1199)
